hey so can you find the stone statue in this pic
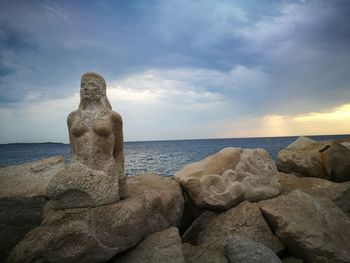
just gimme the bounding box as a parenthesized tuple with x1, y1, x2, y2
(47, 72, 128, 208)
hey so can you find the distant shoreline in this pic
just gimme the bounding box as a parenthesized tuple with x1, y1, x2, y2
(0, 142, 65, 146)
(0, 133, 349, 146)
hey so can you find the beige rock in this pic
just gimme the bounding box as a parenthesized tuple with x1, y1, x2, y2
(47, 72, 127, 209)
(276, 136, 350, 182)
(175, 147, 281, 211)
(259, 190, 350, 263)
(114, 227, 185, 263)
(183, 201, 284, 254)
(182, 243, 228, 263)
(0, 156, 64, 198)
(8, 174, 184, 263)
(279, 172, 350, 214)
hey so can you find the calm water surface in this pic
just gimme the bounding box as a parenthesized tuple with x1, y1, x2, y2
(0, 135, 348, 176)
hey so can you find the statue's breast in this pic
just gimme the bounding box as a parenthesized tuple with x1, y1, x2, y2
(92, 119, 113, 137)
(71, 123, 87, 137)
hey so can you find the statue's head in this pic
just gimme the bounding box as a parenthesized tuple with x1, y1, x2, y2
(79, 72, 111, 110)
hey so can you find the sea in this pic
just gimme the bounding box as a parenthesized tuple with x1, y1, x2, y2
(0, 134, 348, 177)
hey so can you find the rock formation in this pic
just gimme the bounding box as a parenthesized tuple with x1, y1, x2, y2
(175, 147, 281, 211)
(8, 173, 184, 262)
(182, 201, 284, 255)
(47, 72, 127, 209)
(259, 190, 350, 263)
(276, 136, 350, 182)
(0, 156, 64, 261)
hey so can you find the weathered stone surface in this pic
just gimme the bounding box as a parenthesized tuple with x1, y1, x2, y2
(0, 197, 46, 262)
(47, 72, 127, 209)
(175, 147, 281, 211)
(183, 201, 284, 254)
(8, 173, 184, 263)
(0, 157, 64, 261)
(279, 172, 350, 214)
(224, 235, 282, 263)
(276, 136, 350, 182)
(259, 190, 350, 263)
(183, 243, 228, 263)
(281, 258, 304, 263)
(114, 227, 185, 263)
(0, 156, 64, 198)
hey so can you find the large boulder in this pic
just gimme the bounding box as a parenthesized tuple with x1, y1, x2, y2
(259, 190, 350, 263)
(0, 157, 65, 262)
(224, 235, 281, 263)
(8, 173, 184, 263)
(0, 156, 65, 198)
(276, 137, 350, 182)
(114, 227, 185, 263)
(182, 243, 228, 263)
(175, 147, 281, 211)
(0, 197, 46, 262)
(183, 201, 284, 255)
(279, 172, 350, 214)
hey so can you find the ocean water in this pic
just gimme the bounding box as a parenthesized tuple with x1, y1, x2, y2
(0, 134, 348, 176)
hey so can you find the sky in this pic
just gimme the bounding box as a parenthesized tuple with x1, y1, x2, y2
(0, 0, 350, 143)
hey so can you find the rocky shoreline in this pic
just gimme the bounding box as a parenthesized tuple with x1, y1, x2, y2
(0, 136, 349, 263)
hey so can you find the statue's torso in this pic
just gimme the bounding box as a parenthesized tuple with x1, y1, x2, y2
(69, 109, 119, 171)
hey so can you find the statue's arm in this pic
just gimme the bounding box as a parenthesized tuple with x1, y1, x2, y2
(67, 111, 78, 157)
(111, 111, 124, 162)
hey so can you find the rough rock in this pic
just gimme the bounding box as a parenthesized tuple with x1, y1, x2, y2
(259, 190, 350, 263)
(224, 235, 282, 263)
(114, 227, 185, 263)
(281, 258, 304, 263)
(8, 173, 184, 263)
(0, 156, 64, 261)
(182, 243, 228, 263)
(276, 136, 350, 182)
(175, 147, 281, 211)
(341, 141, 350, 150)
(279, 172, 350, 214)
(183, 201, 284, 254)
(0, 197, 46, 262)
(0, 156, 65, 198)
(47, 72, 128, 209)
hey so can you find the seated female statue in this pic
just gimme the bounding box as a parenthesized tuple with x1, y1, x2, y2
(47, 72, 128, 208)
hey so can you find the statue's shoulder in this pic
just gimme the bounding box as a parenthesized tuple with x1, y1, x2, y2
(67, 110, 78, 125)
(110, 111, 123, 124)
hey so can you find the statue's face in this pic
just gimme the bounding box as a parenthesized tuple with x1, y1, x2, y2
(80, 79, 104, 101)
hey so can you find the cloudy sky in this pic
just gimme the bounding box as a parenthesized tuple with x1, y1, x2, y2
(0, 0, 349, 143)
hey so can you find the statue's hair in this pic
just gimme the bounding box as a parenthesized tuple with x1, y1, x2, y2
(79, 72, 112, 110)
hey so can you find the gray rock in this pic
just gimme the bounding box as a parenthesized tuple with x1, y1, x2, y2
(281, 258, 304, 263)
(224, 235, 281, 263)
(183, 201, 284, 255)
(0, 156, 64, 261)
(8, 173, 184, 263)
(175, 147, 281, 211)
(259, 190, 350, 263)
(0, 197, 46, 262)
(183, 243, 228, 263)
(279, 172, 350, 215)
(0, 156, 64, 198)
(276, 136, 350, 182)
(114, 227, 185, 263)
(47, 72, 127, 209)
